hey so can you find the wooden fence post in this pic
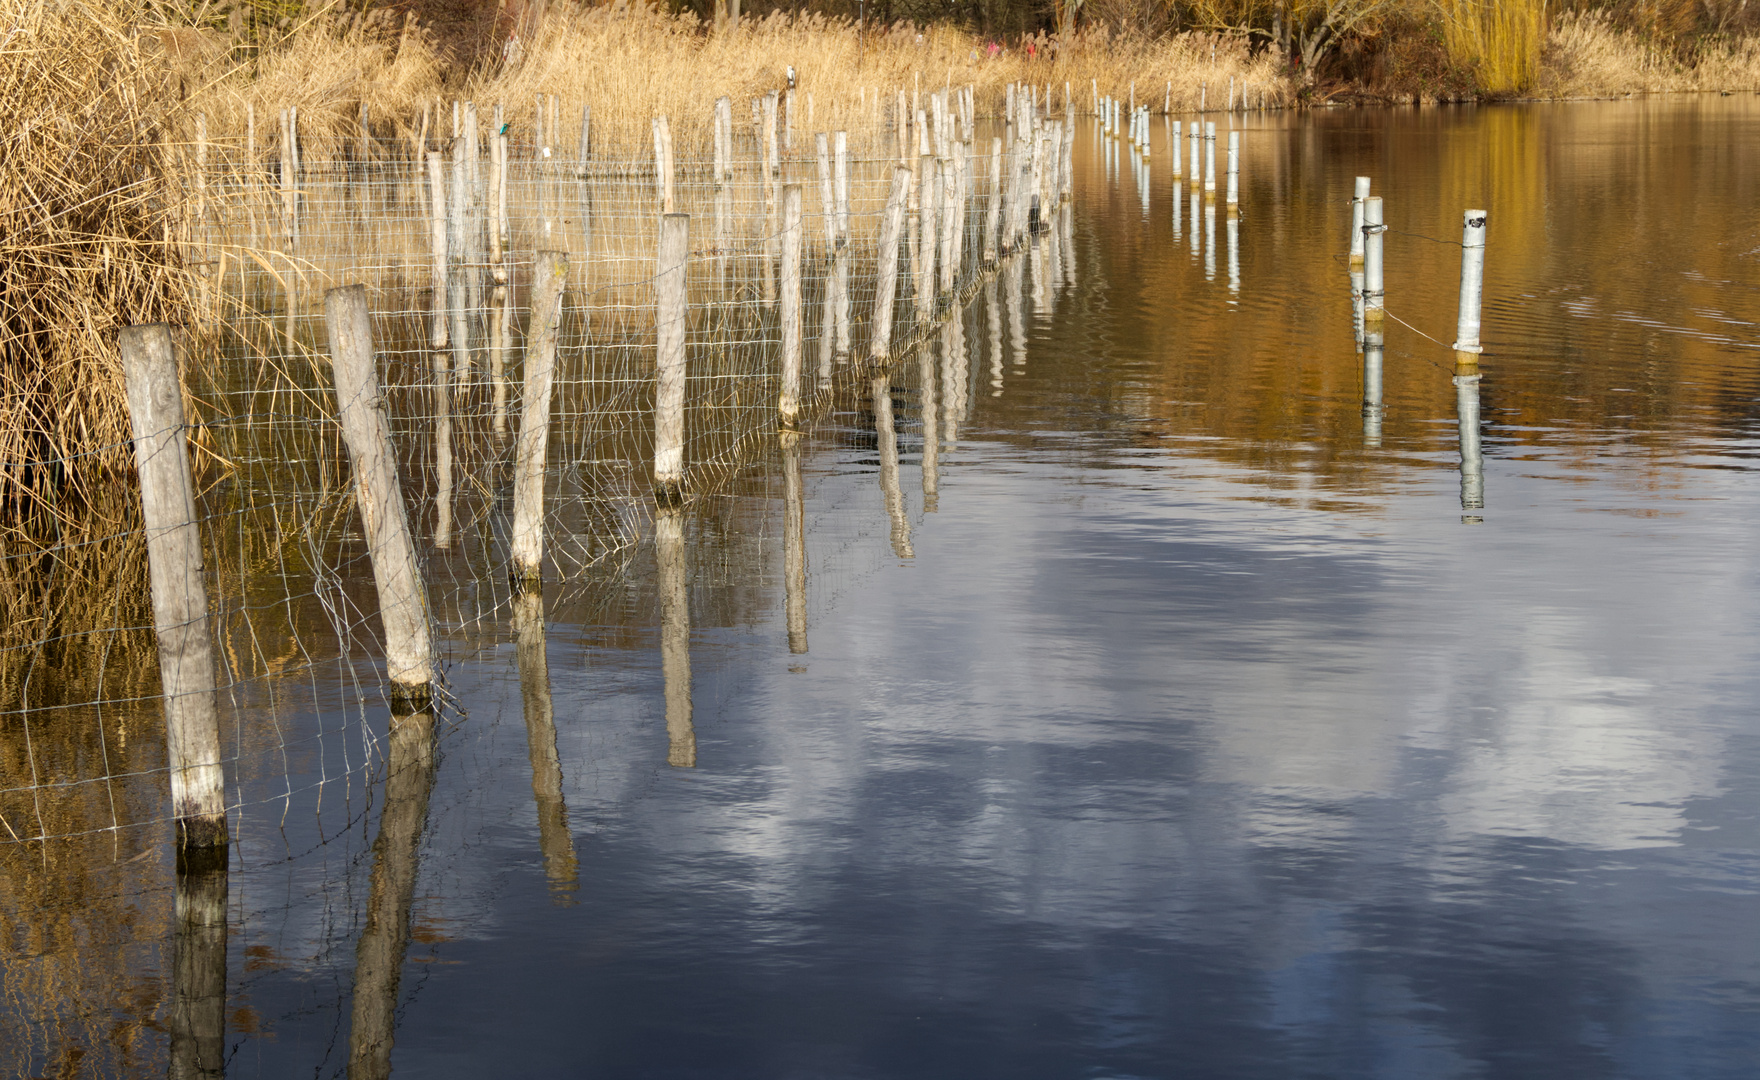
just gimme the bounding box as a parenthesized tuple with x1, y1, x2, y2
(323, 287, 438, 709)
(119, 325, 228, 859)
(778, 184, 805, 429)
(654, 213, 691, 504)
(510, 251, 570, 585)
(868, 168, 910, 365)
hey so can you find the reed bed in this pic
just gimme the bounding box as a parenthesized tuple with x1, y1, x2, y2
(0, 0, 198, 529)
(1542, 10, 1760, 94)
(182, 5, 1288, 169)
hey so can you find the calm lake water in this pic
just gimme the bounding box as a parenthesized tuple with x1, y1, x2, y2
(11, 96, 1760, 1078)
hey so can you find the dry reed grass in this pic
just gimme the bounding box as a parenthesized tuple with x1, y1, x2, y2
(0, 0, 200, 530)
(190, 12, 444, 165)
(476, 7, 1288, 155)
(187, 4, 1288, 165)
(1541, 10, 1760, 94)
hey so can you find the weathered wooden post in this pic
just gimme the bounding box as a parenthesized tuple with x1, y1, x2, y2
(119, 325, 227, 859)
(577, 103, 592, 172)
(983, 137, 1002, 264)
(915, 155, 938, 322)
(833, 130, 851, 357)
(323, 287, 438, 709)
(654, 213, 691, 505)
(1453, 210, 1487, 355)
(1172, 120, 1184, 178)
(869, 168, 911, 365)
(778, 184, 805, 429)
(510, 251, 570, 586)
(763, 91, 781, 177)
(652, 115, 676, 213)
(424, 154, 455, 551)
(448, 135, 471, 393)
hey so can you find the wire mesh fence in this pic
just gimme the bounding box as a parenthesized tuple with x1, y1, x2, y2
(0, 91, 1075, 850)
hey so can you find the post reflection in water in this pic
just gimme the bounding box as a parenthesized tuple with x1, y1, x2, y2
(1351, 267, 1366, 347)
(1046, 209, 1064, 304)
(1030, 231, 1049, 321)
(1362, 324, 1385, 447)
(1203, 201, 1216, 281)
(1005, 256, 1026, 369)
(782, 432, 808, 654)
(1172, 180, 1183, 239)
(918, 333, 940, 512)
(941, 313, 966, 445)
(985, 277, 1003, 396)
(513, 589, 578, 900)
(347, 707, 439, 1080)
(1189, 173, 1201, 255)
(1456, 361, 1485, 521)
(816, 277, 835, 392)
(1061, 203, 1076, 290)
(870, 375, 913, 558)
(170, 855, 227, 1080)
(1226, 210, 1239, 295)
(655, 507, 696, 766)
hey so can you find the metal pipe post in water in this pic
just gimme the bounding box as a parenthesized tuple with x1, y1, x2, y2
(1204, 121, 1217, 198)
(1453, 209, 1487, 354)
(1362, 196, 1385, 321)
(1349, 176, 1370, 264)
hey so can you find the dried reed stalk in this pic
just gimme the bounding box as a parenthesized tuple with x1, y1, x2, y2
(0, 0, 198, 531)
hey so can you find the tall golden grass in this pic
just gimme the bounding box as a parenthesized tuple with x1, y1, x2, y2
(184, 4, 1289, 165)
(1542, 9, 1760, 94)
(0, 0, 201, 530)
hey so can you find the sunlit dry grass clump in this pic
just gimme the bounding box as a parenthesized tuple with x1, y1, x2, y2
(0, 0, 196, 529)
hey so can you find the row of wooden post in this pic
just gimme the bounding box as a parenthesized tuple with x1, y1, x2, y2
(126, 80, 1075, 859)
